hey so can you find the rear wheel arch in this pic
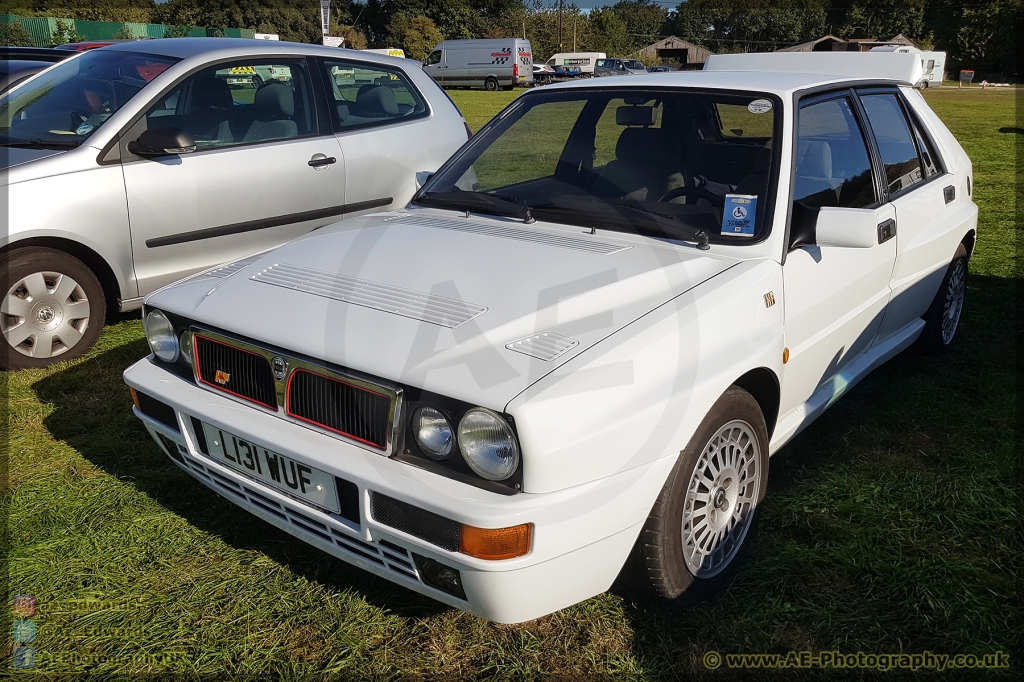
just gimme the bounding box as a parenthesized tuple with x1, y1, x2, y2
(732, 367, 780, 439)
(1, 237, 124, 321)
(961, 229, 976, 260)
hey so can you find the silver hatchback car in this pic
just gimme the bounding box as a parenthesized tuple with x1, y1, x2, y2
(0, 38, 469, 370)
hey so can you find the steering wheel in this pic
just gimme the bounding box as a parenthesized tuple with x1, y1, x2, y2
(658, 186, 726, 208)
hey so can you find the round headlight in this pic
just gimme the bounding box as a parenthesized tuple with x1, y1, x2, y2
(179, 330, 193, 366)
(144, 310, 179, 362)
(457, 408, 520, 481)
(412, 406, 454, 460)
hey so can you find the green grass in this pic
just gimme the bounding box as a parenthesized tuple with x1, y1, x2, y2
(3, 87, 1019, 679)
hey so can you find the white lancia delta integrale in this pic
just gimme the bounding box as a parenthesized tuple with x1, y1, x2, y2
(124, 53, 977, 623)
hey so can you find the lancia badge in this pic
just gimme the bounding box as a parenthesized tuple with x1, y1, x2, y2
(764, 291, 775, 308)
(272, 356, 288, 380)
(214, 370, 230, 385)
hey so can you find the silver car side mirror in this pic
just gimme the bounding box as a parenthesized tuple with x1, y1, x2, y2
(132, 127, 197, 156)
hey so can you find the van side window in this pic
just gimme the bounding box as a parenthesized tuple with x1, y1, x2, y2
(322, 60, 428, 132)
(595, 60, 606, 68)
(794, 97, 877, 210)
(859, 93, 925, 195)
(425, 51, 441, 66)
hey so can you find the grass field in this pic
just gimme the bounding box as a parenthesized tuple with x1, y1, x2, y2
(3, 87, 1019, 679)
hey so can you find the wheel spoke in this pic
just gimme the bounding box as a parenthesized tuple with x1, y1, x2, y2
(1, 294, 31, 318)
(30, 331, 55, 358)
(51, 274, 80, 304)
(5, 323, 33, 347)
(63, 300, 91, 321)
(55, 324, 83, 349)
(21, 272, 49, 300)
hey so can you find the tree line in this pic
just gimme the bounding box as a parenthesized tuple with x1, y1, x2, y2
(0, 0, 1017, 78)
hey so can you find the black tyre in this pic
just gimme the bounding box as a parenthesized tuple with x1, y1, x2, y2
(639, 386, 769, 605)
(484, 77, 498, 91)
(0, 248, 106, 371)
(252, 75, 263, 89)
(919, 243, 968, 356)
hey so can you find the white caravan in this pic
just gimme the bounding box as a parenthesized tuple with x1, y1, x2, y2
(870, 45, 946, 88)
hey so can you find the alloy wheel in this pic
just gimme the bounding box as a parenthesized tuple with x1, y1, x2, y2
(2, 271, 92, 359)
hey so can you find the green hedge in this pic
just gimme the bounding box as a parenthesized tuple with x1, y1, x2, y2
(0, 14, 256, 47)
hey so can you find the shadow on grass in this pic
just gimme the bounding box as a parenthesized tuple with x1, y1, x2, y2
(32, 337, 450, 623)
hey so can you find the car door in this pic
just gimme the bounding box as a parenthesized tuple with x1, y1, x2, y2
(423, 49, 444, 85)
(315, 57, 435, 219)
(779, 92, 897, 418)
(856, 88, 958, 342)
(121, 56, 346, 295)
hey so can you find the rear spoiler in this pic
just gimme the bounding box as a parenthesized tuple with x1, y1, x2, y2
(704, 52, 921, 85)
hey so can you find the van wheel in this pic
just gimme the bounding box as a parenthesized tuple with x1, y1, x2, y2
(639, 386, 769, 605)
(252, 75, 263, 89)
(919, 244, 968, 356)
(484, 77, 498, 91)
(0, 248, 106, 370)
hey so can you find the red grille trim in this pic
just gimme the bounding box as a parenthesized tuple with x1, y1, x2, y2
(285, 368, 391, 450)
(193, 334, 278, 410)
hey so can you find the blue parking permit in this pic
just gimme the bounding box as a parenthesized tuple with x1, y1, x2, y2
(722, 194, 757, 237)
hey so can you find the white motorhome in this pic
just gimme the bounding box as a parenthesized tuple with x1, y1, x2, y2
(545, 52, 606, 75)
(870, 46, 945, 87)
(423, 39, 533, 90)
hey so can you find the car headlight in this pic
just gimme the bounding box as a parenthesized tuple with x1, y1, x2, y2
(457, 408, 520, 481)
(411, 406, 454, 460)
(144, 310, 179, 362)
(179, 330, 193, 366)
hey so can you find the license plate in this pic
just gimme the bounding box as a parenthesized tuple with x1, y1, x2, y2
(200, 422, 340, 513)
(227, 77, 250, 85)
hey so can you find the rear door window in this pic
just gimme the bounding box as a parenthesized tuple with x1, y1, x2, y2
(320, 59, 427, 132)
(859, 93, 925, 195)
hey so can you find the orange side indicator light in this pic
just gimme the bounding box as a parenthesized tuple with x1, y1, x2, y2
(783, 347, 790, 364)
(129, 386, 141, 410)
(460, 523, 532, 560)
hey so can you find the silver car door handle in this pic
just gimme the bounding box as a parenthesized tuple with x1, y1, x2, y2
(308, 155, 337, 168)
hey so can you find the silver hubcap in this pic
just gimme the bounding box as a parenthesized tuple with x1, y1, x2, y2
(941, 259, 966, 345)
(682, 419, 762, 578)
(2, 271, 91, 359)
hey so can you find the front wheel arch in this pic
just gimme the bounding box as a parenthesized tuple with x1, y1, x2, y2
(1, 237, 122, 322)
(733, 367, 780, 440)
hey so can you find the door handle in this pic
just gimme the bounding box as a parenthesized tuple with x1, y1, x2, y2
(308, 155, 336, 168)
(943, 185, 955, 204)
(877, 218, 896, 244)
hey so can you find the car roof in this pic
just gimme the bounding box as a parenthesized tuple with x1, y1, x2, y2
(99, 37, 413, 68)
(544, 69, 900, 96)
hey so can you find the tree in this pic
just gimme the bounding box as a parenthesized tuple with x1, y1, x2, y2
(51, 18, 84, 45)
(611, 0, 668, 53)
(0, 20, 35, 46)
(667, 0, 826, 52)
(33, 0, 156, 24)
(837, 0, 925, 39)
(588, 7, 631, 56)
(387, 14, 443, 60)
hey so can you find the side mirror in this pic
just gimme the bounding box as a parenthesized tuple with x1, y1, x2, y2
(814, 206, 879, 248)
(131, 127, 196, 156)
(415, 170, 433, 188)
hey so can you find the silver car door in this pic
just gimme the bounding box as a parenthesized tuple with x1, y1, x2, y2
(122, 56, 347, 295)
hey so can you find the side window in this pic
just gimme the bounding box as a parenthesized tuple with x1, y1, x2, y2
(909, 115, 942, 178)
(859, 93, 924, 195)
(595, 60, 606, 68)
(425, 51, 441, 66)
(794, 97, 877, 210)
(141, 58, 315, 151)
(322, 60, 427, 132)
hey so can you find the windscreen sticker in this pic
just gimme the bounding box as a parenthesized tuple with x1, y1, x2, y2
(722, 194, 757, 237)
(747, 99, 773, 114)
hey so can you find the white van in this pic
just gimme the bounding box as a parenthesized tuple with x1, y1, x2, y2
(545, 52, 605, 75)
(422, 39, 533, 90)
(870, 45, 945, 87)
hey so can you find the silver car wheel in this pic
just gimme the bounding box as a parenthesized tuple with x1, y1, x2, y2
(941, 258, 966, 345)
(2, 271, 92, 359)
(682, 419, 762, 578)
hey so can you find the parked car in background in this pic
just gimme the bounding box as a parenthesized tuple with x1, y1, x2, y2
(422, 39, 533, 91)
(0, 38, 469, 369)
(532, 63, 555, 85)
(545, 52, 605, 76)
(125, 54, 976, 623)
(594, 57, 647, 77)
(0, 46, 71, 94)
(647, 65, 674, 73)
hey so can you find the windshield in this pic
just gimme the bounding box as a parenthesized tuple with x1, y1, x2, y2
(0, 50, 178, 149)
(623, 60, 645, 70)
(416, 88, 779, 245)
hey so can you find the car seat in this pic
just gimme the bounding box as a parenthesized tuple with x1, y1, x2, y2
(186, 77, 234, 145)
(354, 84, 398, 118)
(591, 107, 684, 201)
(793, 140, 840, 206)
(243, 82, 298, 142)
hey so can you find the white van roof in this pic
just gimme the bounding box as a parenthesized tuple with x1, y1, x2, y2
(704, 51, 920, 84)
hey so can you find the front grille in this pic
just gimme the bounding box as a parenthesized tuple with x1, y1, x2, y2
(286, 369, 391, 449)
(370, 492, 461, 553)
(194, 334, 277, 409)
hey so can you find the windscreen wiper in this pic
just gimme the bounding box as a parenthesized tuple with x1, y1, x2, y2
(415, 190, 536, 224)
(539, 197, 711, 250)
(0, 137, 79, 150)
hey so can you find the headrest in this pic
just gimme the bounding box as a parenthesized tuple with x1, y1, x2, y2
(799, 140, 832, 178)
(191, 77, 232, 111)
(254, 81, 294, 118)
(616, 106, 656, 126)
(356, 85, 399, 115)
(615, 127, 681, 165)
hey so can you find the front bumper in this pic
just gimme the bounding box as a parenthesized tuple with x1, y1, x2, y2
(124, 357, 675, 623)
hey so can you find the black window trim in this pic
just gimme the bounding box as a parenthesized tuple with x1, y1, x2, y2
(312, 56, 432, 136)
(100, 53, 334, 165)
(784, 87, 886, 255)
(851, 86, 946, 202)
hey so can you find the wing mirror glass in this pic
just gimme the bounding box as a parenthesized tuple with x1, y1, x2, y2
(814, 207, 878, 248)
(131, 127, 196, 156)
